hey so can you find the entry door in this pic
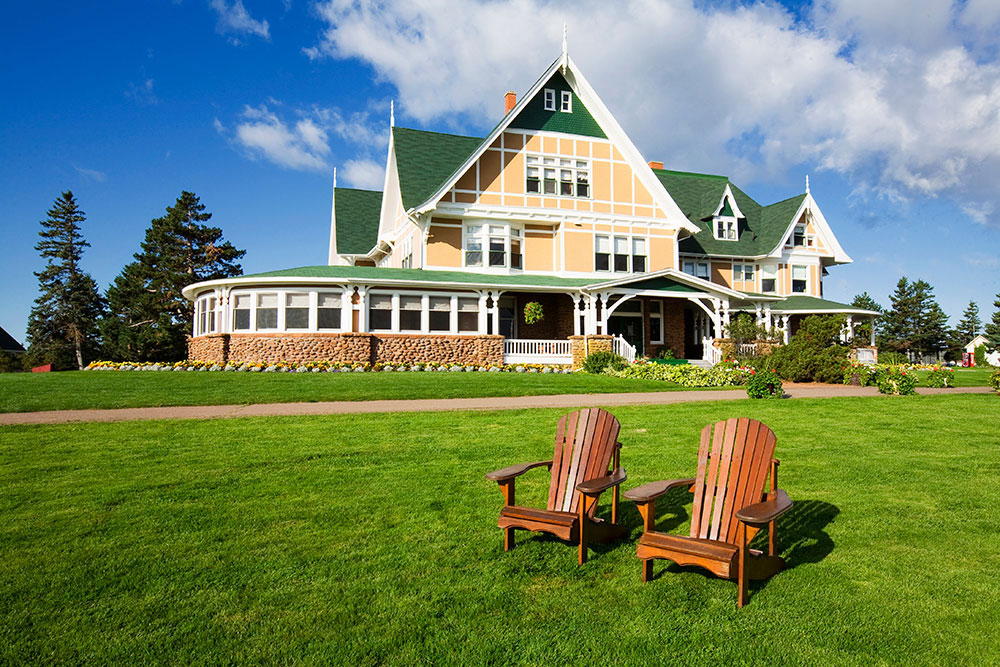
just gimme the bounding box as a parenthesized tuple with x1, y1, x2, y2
(608, 316, 643, 357)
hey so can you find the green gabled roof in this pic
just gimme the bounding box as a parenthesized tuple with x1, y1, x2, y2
(393, 127, 483, 211)
(608, 276, 701, 293)
(509, 71, 606, 139)
(772, 295, 879, 314)
(653, 168, 806, 257)
(240, 265, 595, 289)
(335, 188, 382, 255)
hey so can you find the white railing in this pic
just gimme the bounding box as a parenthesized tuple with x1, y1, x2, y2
(613, 335, 636, 364)
(504, 339, 572, 365)
(704, 338, 722, 365)
(735, 343, 758, 357)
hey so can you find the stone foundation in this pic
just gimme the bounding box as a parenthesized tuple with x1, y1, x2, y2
(188, 333, 503, 366)
(569, 335, 613, 369)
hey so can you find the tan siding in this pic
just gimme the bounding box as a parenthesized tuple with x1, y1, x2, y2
(524, 233, 554, 272)
(564, 231, 593, 272)
(559, 138, 574, 155)
(480, 150, 502, 192)
(502, 151, 523, 195)
(504, 132, 523, 149)
(524, 133, 542, 152)
(477, 193, 501, 205)
(575, 140, 591, 157)
(613, 163, 632, 204)
(810, 265, 819, 296)
(592, 142, 611, 159)
(649, 236, 674, 271)
(594, 161, 611, 201)
(426, 224, 462, 267)
(712, 262, 733, 288)
(543, 136, 558, 154)
(455, 192, 475, 203)
(455, 166, 476, 191)
(634, 176, 653, 206)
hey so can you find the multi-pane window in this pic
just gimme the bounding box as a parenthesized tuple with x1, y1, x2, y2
(368, 294, 393, 331)
(195, 295, 218, 336)
(233, 294, 251, 330)
(317, 293, 341, 330)
(715, 217, 737, 240)
(632, 238, 647, 273)
(787, 224, 814, 248)
(457, 298, 479, 332)
(365, 292, 482, 334)
(465, 223, 522, 270)
(682, 260, 710, 280)
(792, 265, 808, 293)
(525, 155, 589, 198)
(760, 266, 777, 293)
(256, 293, 278, 329)
(560, 90, 572, 112)
(285, 293, 309, 330)
(595, 235, 647, 273)
(734, 264, 754, 282)
(398, 296, 422, 332)
(429, 297, 451, 332)
(543, 88, 556, 111)
(595, 235, 611, 272)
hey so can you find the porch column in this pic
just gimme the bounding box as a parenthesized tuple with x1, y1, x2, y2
(711, 298, 723, 339)
(764, 305, 772, 330)
(572, 295, 582, 336)
(754, 304, 763, 327)
(870, 320, 876, 346)
(847, 315, 855, 342)
(722, 300, 731, 330)
(342, 286, 354, 332)
(356, 286, 368, 332)
(781, 315, 790, 344)
(477, 292, 489, 334)
(599, 292, 610, 334)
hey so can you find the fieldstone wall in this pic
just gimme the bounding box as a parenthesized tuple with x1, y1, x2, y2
(570, 335, 613, 369)
(189, 332, 503, 366)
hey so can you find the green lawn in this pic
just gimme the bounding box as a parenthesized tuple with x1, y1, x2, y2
(0, 370, 722, 414)
(911, 366, 996, 387)
(2, 395, 999, 664)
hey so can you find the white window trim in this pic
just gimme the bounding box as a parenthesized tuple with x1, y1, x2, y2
(594, 233, 648, 274)
(786, 223, 816, 248)
(462, 222, 523, 272)
(367, 289, 483, 335)
(560, 90, 572, 113)
(714, 215, 738, 241)
(791, 264, 810, 294)
(228, 288, 350, 334)
(543, 88, 556, 111)
(194, 294, 220, 337)
(649, 301, 664, 345)
(682, 260, 710, 280)
(760, 265, 778, 294)
(525, 154, 590, 199)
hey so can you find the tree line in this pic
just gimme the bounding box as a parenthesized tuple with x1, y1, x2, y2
(851, 280, 1000, 363)
(22, 190, 244, 370)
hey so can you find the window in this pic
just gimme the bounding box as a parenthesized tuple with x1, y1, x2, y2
(682, 261, 710, 280)
(649, 301, 663, 344)
(368, 294, 392, 331)
(284, 293, 309, 329)
(543, 88, 556, 111)
(613, 236, 629, 272)
(399, 295, 422, 332)
(594, 235, 610, 271)
(195, 295, 217, 336)
(761, 266, 777, 293)
(457, 298, 479, 332)
(256, 293, 278, 330)
(465, 223, 522, 270)
(787, 224, 815, 248)
(429, 296, 451, 332)
(734, 264, 754, 282)
(317, 293, 342, 330)
(233, 294, 251, 331)
(400, 236, 413, 269)
(632, 238, 647, 273)
(715, 217, 737, 240)
(560, 90, 572, 113)
(525, 155, 589, 198)
(792, 265, 808, 293)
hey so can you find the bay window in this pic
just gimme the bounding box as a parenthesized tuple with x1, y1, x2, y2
(399, 295, 422, 332)
(284, 293, 309, 330)
(233, 294, 251, 331)
(368, 294, 393, 331)
(256, 293, 278, 330)
(317, 293, 342, 330)
(195, 295, 218, 336)
(465, 223, 522, 270)
(457, 298, 479, 332)
(429, 297, 451, 332)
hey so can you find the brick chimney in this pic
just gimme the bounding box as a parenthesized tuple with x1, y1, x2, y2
(504, 91, 517, 115)
(648, 160, 664, 170)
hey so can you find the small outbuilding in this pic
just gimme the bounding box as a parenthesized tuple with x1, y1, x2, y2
(0, 325, 25, 355)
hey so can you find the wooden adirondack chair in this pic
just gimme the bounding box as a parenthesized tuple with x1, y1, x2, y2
(485, 408, 627, 565)
(623, 418, 793, 607)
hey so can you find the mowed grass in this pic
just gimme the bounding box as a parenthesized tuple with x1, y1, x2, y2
(911, 366, 996, 387)
(0, 369, 718, 414)
(2, 395, 999, 664)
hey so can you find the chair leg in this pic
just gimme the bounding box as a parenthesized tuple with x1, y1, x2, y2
(769, 519, 777, 557)
(578, 494, 588, 565)
(641, 559, 653, 583)
(738, 523, 748, 608)
(504, 527, 515, 552)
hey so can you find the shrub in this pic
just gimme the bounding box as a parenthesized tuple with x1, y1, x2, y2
(876, 366, 918, 395)
(842, 362, 878, 386)
(582, 350, 626, 374)
(0, 351, 25, 373)
(924, 366, 954, 388)
(879, 350, 908, 365)
(606, 360, 748, 387)
(989, 370, 1000, 393)
(745, 368, 783, 399)
(974, 344, 986, 367)
(769, 315, 849, 384)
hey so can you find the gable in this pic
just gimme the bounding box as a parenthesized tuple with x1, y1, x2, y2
(508, 71, 606, 139)
(392, 127, 483, 211)
(335, 188, 383, 255)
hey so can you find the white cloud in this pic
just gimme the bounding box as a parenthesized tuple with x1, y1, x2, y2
(219, 103, 387, 175)
(73, 165, 107, 183)
(306, 0, 1000, 228)
(341, 159, 385, 189)
(208, 0, 270, 40)
(125, 78, 157, 105)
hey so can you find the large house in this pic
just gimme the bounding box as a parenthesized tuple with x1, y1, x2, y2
(183, 50, 878, 367)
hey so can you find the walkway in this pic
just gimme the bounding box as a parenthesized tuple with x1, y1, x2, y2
(0, 385, 991, 426)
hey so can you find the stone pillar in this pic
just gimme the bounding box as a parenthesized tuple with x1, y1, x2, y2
(570, 335, 586, 369)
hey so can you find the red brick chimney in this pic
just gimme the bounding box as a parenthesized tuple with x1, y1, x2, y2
(648, 160, 664, 170)
(504, 91, 517, 115)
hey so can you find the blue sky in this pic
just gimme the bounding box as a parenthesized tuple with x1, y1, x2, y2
(2, 0, 999, 345)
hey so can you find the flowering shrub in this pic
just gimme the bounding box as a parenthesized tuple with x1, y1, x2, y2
(745, 368, 783, 399)
(842, 362, 878, 387)
(605, 359, 749, 387)
(876, 366, 918, 396)
(582, 350, 627, 374)
(85, 360, 573, 374)
(923, 366, 954, 388)
(989, 370, 1000, 393)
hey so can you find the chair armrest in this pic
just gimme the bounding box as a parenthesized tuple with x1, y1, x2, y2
(576, 467, 626, 495)
(623, 478, 696, 503)
(485, 460, 552, 482)
(735, 489, 793, 527)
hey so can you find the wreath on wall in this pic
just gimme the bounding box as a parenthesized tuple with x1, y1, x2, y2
(523, 301, 544, 325)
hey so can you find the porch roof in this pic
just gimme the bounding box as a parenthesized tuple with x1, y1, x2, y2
(769, 295, 880, 316)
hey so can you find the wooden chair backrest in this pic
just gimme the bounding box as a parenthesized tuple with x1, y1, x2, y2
(690, 418, 776, 545)
(546, 408, 621, 514)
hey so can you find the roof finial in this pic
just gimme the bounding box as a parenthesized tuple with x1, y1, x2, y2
(390, 100, 395, 128)
(805, 174, 810, 194)
(333, 166, 337, 189)
(562, 23, 568, 57)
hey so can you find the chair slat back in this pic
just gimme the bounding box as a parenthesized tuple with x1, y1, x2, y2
(689, 418, 776, 544)
(547, 408, 621, 514)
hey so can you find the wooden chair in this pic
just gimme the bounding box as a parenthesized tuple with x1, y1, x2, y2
(623, 418, 793, 607)
(485, 408, 627, 565)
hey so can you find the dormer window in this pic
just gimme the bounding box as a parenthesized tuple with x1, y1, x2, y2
(560, 90, 572, 112)
(543, 88, 556, 111)
(715, 217, 737, 240)
(787, 223, 815, 248)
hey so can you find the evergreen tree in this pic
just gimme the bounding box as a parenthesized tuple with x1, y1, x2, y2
(850, 292, 882, 345)
(880, 277, 917, 355)
(25, 191, 105, 370)
(880, 277, 949, 361)
(947, 300, 983, 360)
(102, 191, 244, 361)
(985, 293, 1000, 349)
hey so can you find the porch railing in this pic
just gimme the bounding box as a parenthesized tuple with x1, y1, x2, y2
(503, 339, 572, 365)
(613, 335, 636, 364)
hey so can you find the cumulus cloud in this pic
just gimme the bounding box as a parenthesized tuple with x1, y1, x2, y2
(209, 0, 270, 41)
(341, 159, 385, 190)
(218, 103, 387, 184)
(305, 0, 1000, 228)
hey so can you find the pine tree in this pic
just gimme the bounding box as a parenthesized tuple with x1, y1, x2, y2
(947, 300, 983, 360)
(102, 191, 245, 361)
(880, 278, 917, 355)
(850, 292, 882, 345)
(880, 277, 949, 361)
(985, 293, 1000, 350)
(25, 191, 106, 370)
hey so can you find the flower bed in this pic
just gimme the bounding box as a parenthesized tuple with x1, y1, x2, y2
(604, 360, 749, 387)
(85, 360, 573, 374)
